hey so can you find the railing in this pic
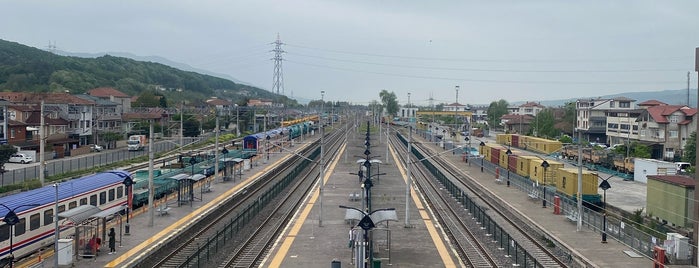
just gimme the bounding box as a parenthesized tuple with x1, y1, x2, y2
(0, 137, 203, 187)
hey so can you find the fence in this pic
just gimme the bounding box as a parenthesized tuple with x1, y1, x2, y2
(0, 137, 203, 187)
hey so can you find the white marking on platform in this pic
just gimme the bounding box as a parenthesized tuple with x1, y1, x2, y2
(624, 250, 643, 258)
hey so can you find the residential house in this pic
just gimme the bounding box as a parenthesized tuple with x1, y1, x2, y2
(512, 102, 545, 116)
(88, 87, 132, 113)
(501, 114, 534, 134)
(576, 97, 636, 144)
(247, 99, 273, 107)
(635, 100, 697, 160)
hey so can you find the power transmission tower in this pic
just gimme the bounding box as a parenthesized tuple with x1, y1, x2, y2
(272, 34, 285, 95)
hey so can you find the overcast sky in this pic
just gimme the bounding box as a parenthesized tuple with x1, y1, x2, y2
(2, 1, 699, 106)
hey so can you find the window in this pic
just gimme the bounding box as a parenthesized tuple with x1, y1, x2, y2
(69, 201, 77, 209)
(10, 129, 14, 139)
(0, 225, 9, 242)
(90, 195, 97, 206)
(44, 209, 54, 226)
(15, 218, 26, 236)
(669, 115, 679, 123)
(80, 198, 87, 206)
(117, 186, 124, 199)
(670, 130, 678, 138)
(609, 101, 615, 108)
(109, 189, 115, 202)
(100, 192, 107, 205)
(29, 213, 40, 231)
(58, 205, 65, 214)
(619, 102, 630, 108)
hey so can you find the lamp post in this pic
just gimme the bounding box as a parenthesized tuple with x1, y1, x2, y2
(541, 160, 550, 208)
(121, 176, 133, 235)
(480, 141, 486, 172)
(319, 90, 325, 227)
(265, 135, 271, 163)
(1, 203, 40, 267)
(339, 205, 396, 268)
(598, 175, 612, 243)
(505, 146, 512, 187)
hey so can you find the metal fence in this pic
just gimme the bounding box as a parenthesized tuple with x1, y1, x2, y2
(0, 137, 203, 187)
(476, 158, 667, 260)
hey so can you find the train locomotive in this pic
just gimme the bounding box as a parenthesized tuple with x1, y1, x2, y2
(243, 121, 314, 154)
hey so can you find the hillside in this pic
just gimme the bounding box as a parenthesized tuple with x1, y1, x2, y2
(0, 39, 284, 105)
(512, 88, 698, 107)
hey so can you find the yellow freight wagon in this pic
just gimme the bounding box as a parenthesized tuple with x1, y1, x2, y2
(554, 168, 600, 203)
(516, 155, 539, 177)
(529, 158, 563, 185)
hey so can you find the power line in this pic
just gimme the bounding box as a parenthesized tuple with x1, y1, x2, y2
(285, 59, 682, 85)
(286, 43, 687, 63)
(287, 52, 685, 73)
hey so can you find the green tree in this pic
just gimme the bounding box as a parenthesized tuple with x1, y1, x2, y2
(487, 99, 509, 129)
(379, 90, 399, 116)
(631, 142, 651, 158)
(683, 131, 696, 164)
(0, 145, 17, 173)
(368, 100, 383, 118)
(183, 119, 200, 137)
(133, 91, 161, 107)
(532, 109, 559, 138)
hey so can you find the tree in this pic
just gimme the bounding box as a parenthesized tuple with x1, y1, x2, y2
(379, 90, 399, 116)
(683, 131, 696, 164)
(487, 99, 509, 129)
(561, 102, 576, 135)
(0, 145, 17, 173)
(532, 109, 559, 138)
(133, 91, 161, 107)
(183, 119, 200, 137)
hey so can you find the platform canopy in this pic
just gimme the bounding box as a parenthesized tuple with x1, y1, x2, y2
(58, 205, 100, 224)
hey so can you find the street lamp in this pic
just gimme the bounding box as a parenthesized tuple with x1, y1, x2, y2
(541, 160, 550, 208)
(505, 147, 512, 187)
(479, 141, 486, 172)
(598, 175, 612, 243)
(339, 205, 397, 268)
(121, 175, 133, 235)
(1, 203, 40, 267)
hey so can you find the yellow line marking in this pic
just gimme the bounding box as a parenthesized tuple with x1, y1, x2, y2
(105, 153, 295, 267)
(389, 142, 458, 268)
(267, 142, 346, 268)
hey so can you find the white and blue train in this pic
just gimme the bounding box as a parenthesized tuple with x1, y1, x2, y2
(242, 121, 314, 154)
(0, 170, 130, 261)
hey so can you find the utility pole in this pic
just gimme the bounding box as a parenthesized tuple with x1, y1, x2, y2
(319, 90, 325, 227)
(39, 101, 45, 185)
(148, 120, 154, 227)
(180, 101, 184, 153)
(272, 33, 285, 95)
(693, 47, 699, 266)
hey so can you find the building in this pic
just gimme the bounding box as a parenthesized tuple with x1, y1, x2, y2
(646, 175, 694, 228)
(501, 114, 534, 134)
(512, 102, 545, 116)
(635, 101, 697, 160)
(247, 99, 273, 107)
(88, 87, 132, 113)
(576, 97, 636, 144)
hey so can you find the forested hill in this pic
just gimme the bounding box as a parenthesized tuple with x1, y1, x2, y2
(0, 39, 281, 104)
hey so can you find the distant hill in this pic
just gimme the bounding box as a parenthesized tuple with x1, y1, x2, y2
(52, 50, 256, 87)
(0, 39, 283, 105)
(513, 89, 698, 107)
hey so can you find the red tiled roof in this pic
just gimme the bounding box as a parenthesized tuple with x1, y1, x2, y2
(646, 105, 696, 123)
(88, 87, 129, 98)
(206, 98, 232, 106)
(647, 175, 695, 188)
(637, 100, 667, 106)
(25, 113, 69, 125)
(0, 93, 94, 105)
(519, 102, 543, 108)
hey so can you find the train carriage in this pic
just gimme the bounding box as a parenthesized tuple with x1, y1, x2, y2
(0, 170, 130, 261)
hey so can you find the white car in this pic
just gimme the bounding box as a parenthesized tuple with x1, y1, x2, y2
(9, 153, 33, 164)
(90, 144, 103, 152)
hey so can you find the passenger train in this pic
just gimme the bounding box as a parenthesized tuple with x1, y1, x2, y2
(243, 121, 314, 154)
(0, 170, 130, 262)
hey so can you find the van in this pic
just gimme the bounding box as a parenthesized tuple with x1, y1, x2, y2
(675, 162, 691, 172)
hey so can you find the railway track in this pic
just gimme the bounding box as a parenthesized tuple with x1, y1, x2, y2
(389, 133, 499, 267)
(392, 129, 568, 267)
(218, 127, 344, 267)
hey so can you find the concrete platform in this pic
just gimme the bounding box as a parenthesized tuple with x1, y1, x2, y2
(265, 126, 459, 267)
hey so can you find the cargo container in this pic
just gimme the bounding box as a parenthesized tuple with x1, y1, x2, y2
(554, 168, 601, 203)
(529, 158, 563, 185)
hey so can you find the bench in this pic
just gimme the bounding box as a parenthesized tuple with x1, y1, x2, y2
(349, 192, 360, 202)
(156, 205, 171, 216)
(527, 191, 539, 200)
(495, 178, 503, 184)
(566, 211, 579, 222)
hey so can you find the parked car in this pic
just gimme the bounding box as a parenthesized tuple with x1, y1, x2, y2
(90, 144, 103, 152)
(9, 153, 33, 164)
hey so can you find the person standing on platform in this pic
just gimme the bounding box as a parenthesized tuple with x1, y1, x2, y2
(108, 228, 116, 254)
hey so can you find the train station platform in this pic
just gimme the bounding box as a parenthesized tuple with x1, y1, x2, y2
(32, 144, 294, 268)
(265, 126, 459, 267)
(415, 132, 655, 267)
